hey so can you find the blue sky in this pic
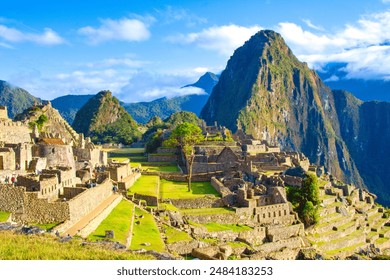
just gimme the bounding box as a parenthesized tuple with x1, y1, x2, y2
(1, 0, 390, 102)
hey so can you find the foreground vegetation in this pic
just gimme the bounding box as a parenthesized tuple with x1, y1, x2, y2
(0, 231, 153, 260)
(0, 211, 10, 222)
(160, 180, 220, 199)
(88, 199, 134, 245)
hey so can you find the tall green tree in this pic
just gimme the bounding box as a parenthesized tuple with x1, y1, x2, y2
(164, 122, 204, 191)
(286, 173, 320, 226)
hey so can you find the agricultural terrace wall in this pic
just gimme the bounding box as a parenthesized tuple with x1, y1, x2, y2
(158, 172, 221, 182)
(67, 178, 112, 222)
(169, 197, 223, 209)
(0, 185, 25, 212)
(186, 212, 251, 225)
(23, 192, 69, 223)
(255, 236, 304, 253)
(134, 193, 158, 206)
(0, 121, 31, 144)
(148, 154, 177, 162)
(266, 224, 304, 242)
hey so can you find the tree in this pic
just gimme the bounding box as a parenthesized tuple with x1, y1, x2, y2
(164, 122, 203, 191)
(286, 172, 320, 227)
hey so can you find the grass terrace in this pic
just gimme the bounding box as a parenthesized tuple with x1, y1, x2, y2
(32, 222, 61, 231)
(0, 231, 153, 260)
(128, 175, 159, 197)
(163, 225, 192, 244)
(0, 211, 11, 222)
(88, 199, 134, 245)
(130, 207, 165, 252)
(160, 180, 220, 200)
(142, 165, 181, 173)
(108, 148, 147, 164)
(203, 222, 252, 232)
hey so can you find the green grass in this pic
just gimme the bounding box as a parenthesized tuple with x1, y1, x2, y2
(158, 203, 179, 212)
(163, 225, 192, 244)
(160, 180, 220, 200)
(0, 211, 11, 222)
(142, 165, 181, 173)
(130, 207, 165, 252)
(128, 175, 159, 197)
(325, 242, 366, 257)
(0, 231, 153, 260)
(88, 199, 134, 245)
(203, 222, 252, 232)
(181, 208, 234, 216)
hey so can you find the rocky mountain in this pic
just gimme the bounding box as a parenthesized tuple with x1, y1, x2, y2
(123, 72, 219, 124)
(182, 72, 219, 94)
(201, 30, 389, 201)
(333, 90, 390, 205)
(51, 94, 94, 124)
(0, 80, 41, 119)
(72, 90, 140, 145)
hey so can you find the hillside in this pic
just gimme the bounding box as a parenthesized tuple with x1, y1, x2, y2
(201, 30, 364, 190)
(123, 72, 218, 124)
(51, 94, 94, 124)
(72, 90, 141, 145)
(0, 80, 41, 119)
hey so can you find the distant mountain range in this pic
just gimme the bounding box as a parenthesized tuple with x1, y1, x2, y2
(0, 80, 41, 119)
(122, 72, 218, 124)
(48, 71, 219, 125)
(317, 62, 390, 102)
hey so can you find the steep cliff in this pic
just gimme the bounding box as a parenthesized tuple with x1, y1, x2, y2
(201, 30, 364, 189)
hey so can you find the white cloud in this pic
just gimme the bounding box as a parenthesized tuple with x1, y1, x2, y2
(78, 18, 151, 44)
(168, 24, 262, 56)
(85, 57, 149, 68)
(302, 19, 325, 31)
(276, 10, 390, 80)
(0, 25, 64, 45)
(118, 71, 206, 103)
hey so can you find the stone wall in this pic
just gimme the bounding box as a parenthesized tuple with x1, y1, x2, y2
(0, 148, 15, 170)
(0, 121, 31, 144)
(118, 172, 141, 191)
(281, 175, 302, 187)
(158, 172, 220, 182)
(255, 236, 305, 253)
(237, 227, 267, 246)
(134, 193, 158, 206)
(170, 197, 223, 209)
(33, 144, 75, 170)
(23, 192, 69, 223)
(148, 154, 177, 162)
(67, 178, 112, 222)
(192, 163, 224, 173)
(266, 224, 304, 242)
(62, 187, 85, 200)
(185, 213, 242, 224)
(210, 177, 231, 196)
(107, 163, 132, 182)
(0, 185, 25, 213)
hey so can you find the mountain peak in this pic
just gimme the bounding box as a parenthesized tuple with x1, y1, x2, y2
(183, 72, 219, 94)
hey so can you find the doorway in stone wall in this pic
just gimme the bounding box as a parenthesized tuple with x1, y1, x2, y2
(0, 156, 3, 170)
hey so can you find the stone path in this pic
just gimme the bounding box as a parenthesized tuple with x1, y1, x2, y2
(63, 193, 121, 237)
